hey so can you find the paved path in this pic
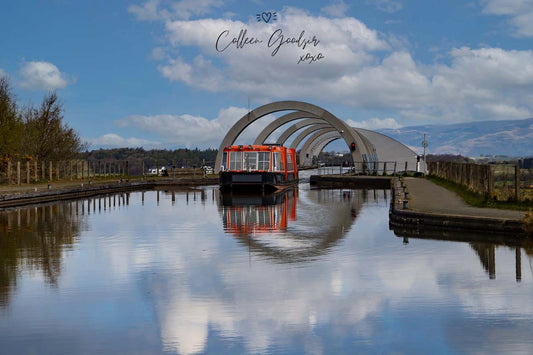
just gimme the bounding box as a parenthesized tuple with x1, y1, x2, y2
(403, 177, 526, 220)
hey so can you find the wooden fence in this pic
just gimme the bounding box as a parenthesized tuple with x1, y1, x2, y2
(428, 161, 533, 202)
(0, 160, 129, 185)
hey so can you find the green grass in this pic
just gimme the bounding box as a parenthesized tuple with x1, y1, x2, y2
(426, 175, 533, 211)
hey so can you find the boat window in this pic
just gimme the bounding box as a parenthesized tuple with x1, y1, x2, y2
(286, 152, 294, 172)
(222, 152, 228, 171)
(243, 152, 257, 171)
(258, 152, 270, 170)
(229, 151, 242, 170)
(272, 152, 282, 171)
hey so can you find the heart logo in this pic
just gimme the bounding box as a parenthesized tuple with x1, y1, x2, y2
(261, 12, 272, 23)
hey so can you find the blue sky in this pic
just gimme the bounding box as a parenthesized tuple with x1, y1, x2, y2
(1, 0, 532, 150)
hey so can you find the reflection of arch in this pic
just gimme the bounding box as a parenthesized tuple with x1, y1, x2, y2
(219, 188, 370, 263)
(215, 101, 376, 173)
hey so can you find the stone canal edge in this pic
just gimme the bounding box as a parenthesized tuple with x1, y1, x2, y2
(1, 175, 530, 237)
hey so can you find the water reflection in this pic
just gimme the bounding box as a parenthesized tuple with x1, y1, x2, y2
(0, 193, 131, 308)
(0, 202, 84, 307)
(1, 187, 533, 354)
(391, 225, 533, 282)
(218, 188, 379, 263)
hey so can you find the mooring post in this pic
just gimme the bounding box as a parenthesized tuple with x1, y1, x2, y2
(17, 161, 20, 185)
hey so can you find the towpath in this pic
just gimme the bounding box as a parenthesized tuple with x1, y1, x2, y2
(403, 177, 526, 220)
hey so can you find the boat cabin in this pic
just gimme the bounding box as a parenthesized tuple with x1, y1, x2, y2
(219, 145, 298, 192)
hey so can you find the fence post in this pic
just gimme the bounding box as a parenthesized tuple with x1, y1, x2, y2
(49, 161, 53, 181)
(487, 165, 493, 198)
(17, 161, 20, 185)
(7, 161, 11, 185)
(514, 164, 520, 201)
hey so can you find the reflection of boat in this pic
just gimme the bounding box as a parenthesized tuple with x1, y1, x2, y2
(221, 188, 297, 236)
(219, 145, 298, 193)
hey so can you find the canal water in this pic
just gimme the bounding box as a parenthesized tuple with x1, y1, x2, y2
(0, 184, 532, 354)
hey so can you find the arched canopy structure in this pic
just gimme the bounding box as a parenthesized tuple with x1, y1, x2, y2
(215, 100, 420, 173)
(215, 101, 376, 173)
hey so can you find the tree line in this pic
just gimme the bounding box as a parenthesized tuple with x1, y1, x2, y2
(0, 76, 86, 167)
(79, 147, 218, 175)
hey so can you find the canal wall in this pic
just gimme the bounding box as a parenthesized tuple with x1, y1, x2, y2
(0, 177, 219, 208)
(309, 175, 392, 189)
(309, 174, 528, 236)
(389, 177, 528, 236)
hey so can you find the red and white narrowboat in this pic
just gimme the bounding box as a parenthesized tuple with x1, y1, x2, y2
(219, 144, 298, 192)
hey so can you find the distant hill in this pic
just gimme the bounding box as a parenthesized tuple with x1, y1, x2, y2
(378, 117, 533, 157)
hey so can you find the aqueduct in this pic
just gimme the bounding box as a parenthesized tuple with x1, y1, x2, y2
(215, 101, 420, 173)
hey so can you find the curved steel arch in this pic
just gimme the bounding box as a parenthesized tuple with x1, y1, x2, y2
(276, 118, 328, 145)
(312, 136, 342, 156)
(298, 128, 339, 167)
(301, 132, 343, 166)
(215, 101, 375, 172)
(253, 112, 319, 145)
(289, 123, 333, 149)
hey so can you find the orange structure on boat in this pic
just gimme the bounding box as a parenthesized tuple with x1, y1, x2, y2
(219, 144, 298, 192)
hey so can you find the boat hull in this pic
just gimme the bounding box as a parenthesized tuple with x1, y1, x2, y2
(219, 171, 298, 193)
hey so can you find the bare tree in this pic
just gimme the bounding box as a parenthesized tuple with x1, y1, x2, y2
(23, 92, 86, 161)
(0, 76, 23, 160)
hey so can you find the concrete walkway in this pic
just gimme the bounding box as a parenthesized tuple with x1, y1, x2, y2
(403, 177, 526, 220)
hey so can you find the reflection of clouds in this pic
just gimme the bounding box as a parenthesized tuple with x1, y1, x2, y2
(140, 188, 533, 353)
(160, 296, 209, 355)
(5, 187, 533, 353)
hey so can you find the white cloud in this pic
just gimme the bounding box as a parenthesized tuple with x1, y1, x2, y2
(321, 1, 349, 17)
(18, 61, 70, 91)
(158, 10, 390, 103)
(128, 0, 163, 21)
(347, 117, 402, 129)
(87, 133, 162, 149)
(114, 106, 268, 148)
(0, 68, 6, 77)
(133, 6, 533, 125)
(481, 0, 533, 37)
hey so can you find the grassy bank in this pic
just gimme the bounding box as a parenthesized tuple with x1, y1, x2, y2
(426, 175, 533, 211)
